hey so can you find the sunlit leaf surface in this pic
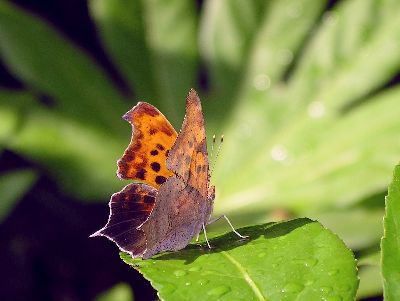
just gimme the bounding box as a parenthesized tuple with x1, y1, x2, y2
(122, 219, 358, 301)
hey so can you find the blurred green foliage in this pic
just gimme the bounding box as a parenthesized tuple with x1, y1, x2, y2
(95, 283, 134, 301)
(1, 0, 400, 299)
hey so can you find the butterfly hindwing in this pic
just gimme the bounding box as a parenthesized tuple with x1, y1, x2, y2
(90, 183, 157, 257)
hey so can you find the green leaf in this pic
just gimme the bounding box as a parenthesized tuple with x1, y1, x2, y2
(0, 169, 37, 223)
(89, 0, 157, 101)
(10, 106, 125, 200)
(96, 283, 134, 301)
(0, 2, 126, 133)
(121, 219, 358, 301)
(90, 0, 198, 126)
(199, 0, 268, 97)
(381, 164, 400, 300)
(0, 90, 35, 149)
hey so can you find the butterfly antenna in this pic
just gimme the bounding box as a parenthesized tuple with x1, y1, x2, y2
(210, 135, 224, 176)
(210, 134, 216, 159)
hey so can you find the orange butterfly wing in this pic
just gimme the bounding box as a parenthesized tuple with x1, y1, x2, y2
(117, 102, 178, 189)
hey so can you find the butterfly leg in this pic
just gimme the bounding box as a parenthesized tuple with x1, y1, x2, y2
(208, 215, 249, 239)
(195, 232, 200, 242)
(202, 223, 211, 249)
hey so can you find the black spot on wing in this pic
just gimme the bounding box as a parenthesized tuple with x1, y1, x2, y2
(155, 176, 166, 185)
(151, 162, 161, 172)
(135, 168, 146, 180)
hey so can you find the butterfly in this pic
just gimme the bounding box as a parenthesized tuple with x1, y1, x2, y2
(91, 89, 246, 259)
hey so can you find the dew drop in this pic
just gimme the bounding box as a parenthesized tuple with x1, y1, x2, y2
(304, 279, 314, 286)
(197, 279, 209, 286)
(292, 258, 317, 267)
(258, 252, 266, 258)
(304, 258, 318, 267)
(328, 269, 339, 276)
(271, 145, 288, 161)
(253, 74, 271, 91)
(174, 270, 187, 277)
(323, 296, 342, 301)
(158, 283, 176, 294)
(207, 285, 231, 297)
(282, 282, 304, 293)
(201, 270, 213, 276)
(320, 286, 333, 293)
(308, 101, 326, 118)
(185, 282, 191, 286)
(189, 266, 202, 272)
(338, 284, 351, 292)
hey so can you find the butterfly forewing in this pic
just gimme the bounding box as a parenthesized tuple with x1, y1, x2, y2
(167, 90, 209, 193)
(117, 102, 178, 189)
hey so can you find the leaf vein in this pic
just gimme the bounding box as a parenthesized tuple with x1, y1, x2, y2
(221, 251, 266, 301)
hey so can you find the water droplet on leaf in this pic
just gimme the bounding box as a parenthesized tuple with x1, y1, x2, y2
(174, 270, 187, 277)
(323, 296, 342, 301)
(207, 285, 231, 297)
(197, 279, 209, 286)
(304, 258, 318, 267)
(282, 282, 304, 293)
(158, 283, 176, 294)
(320, 286, 333, 293)
(189, 266, 201, 272)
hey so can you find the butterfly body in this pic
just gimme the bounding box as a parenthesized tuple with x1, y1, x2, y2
(91, 89, 215, 258)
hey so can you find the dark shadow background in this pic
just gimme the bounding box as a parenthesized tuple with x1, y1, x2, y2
(0, 0, 386, 300)
(0, 1, 160, 300)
